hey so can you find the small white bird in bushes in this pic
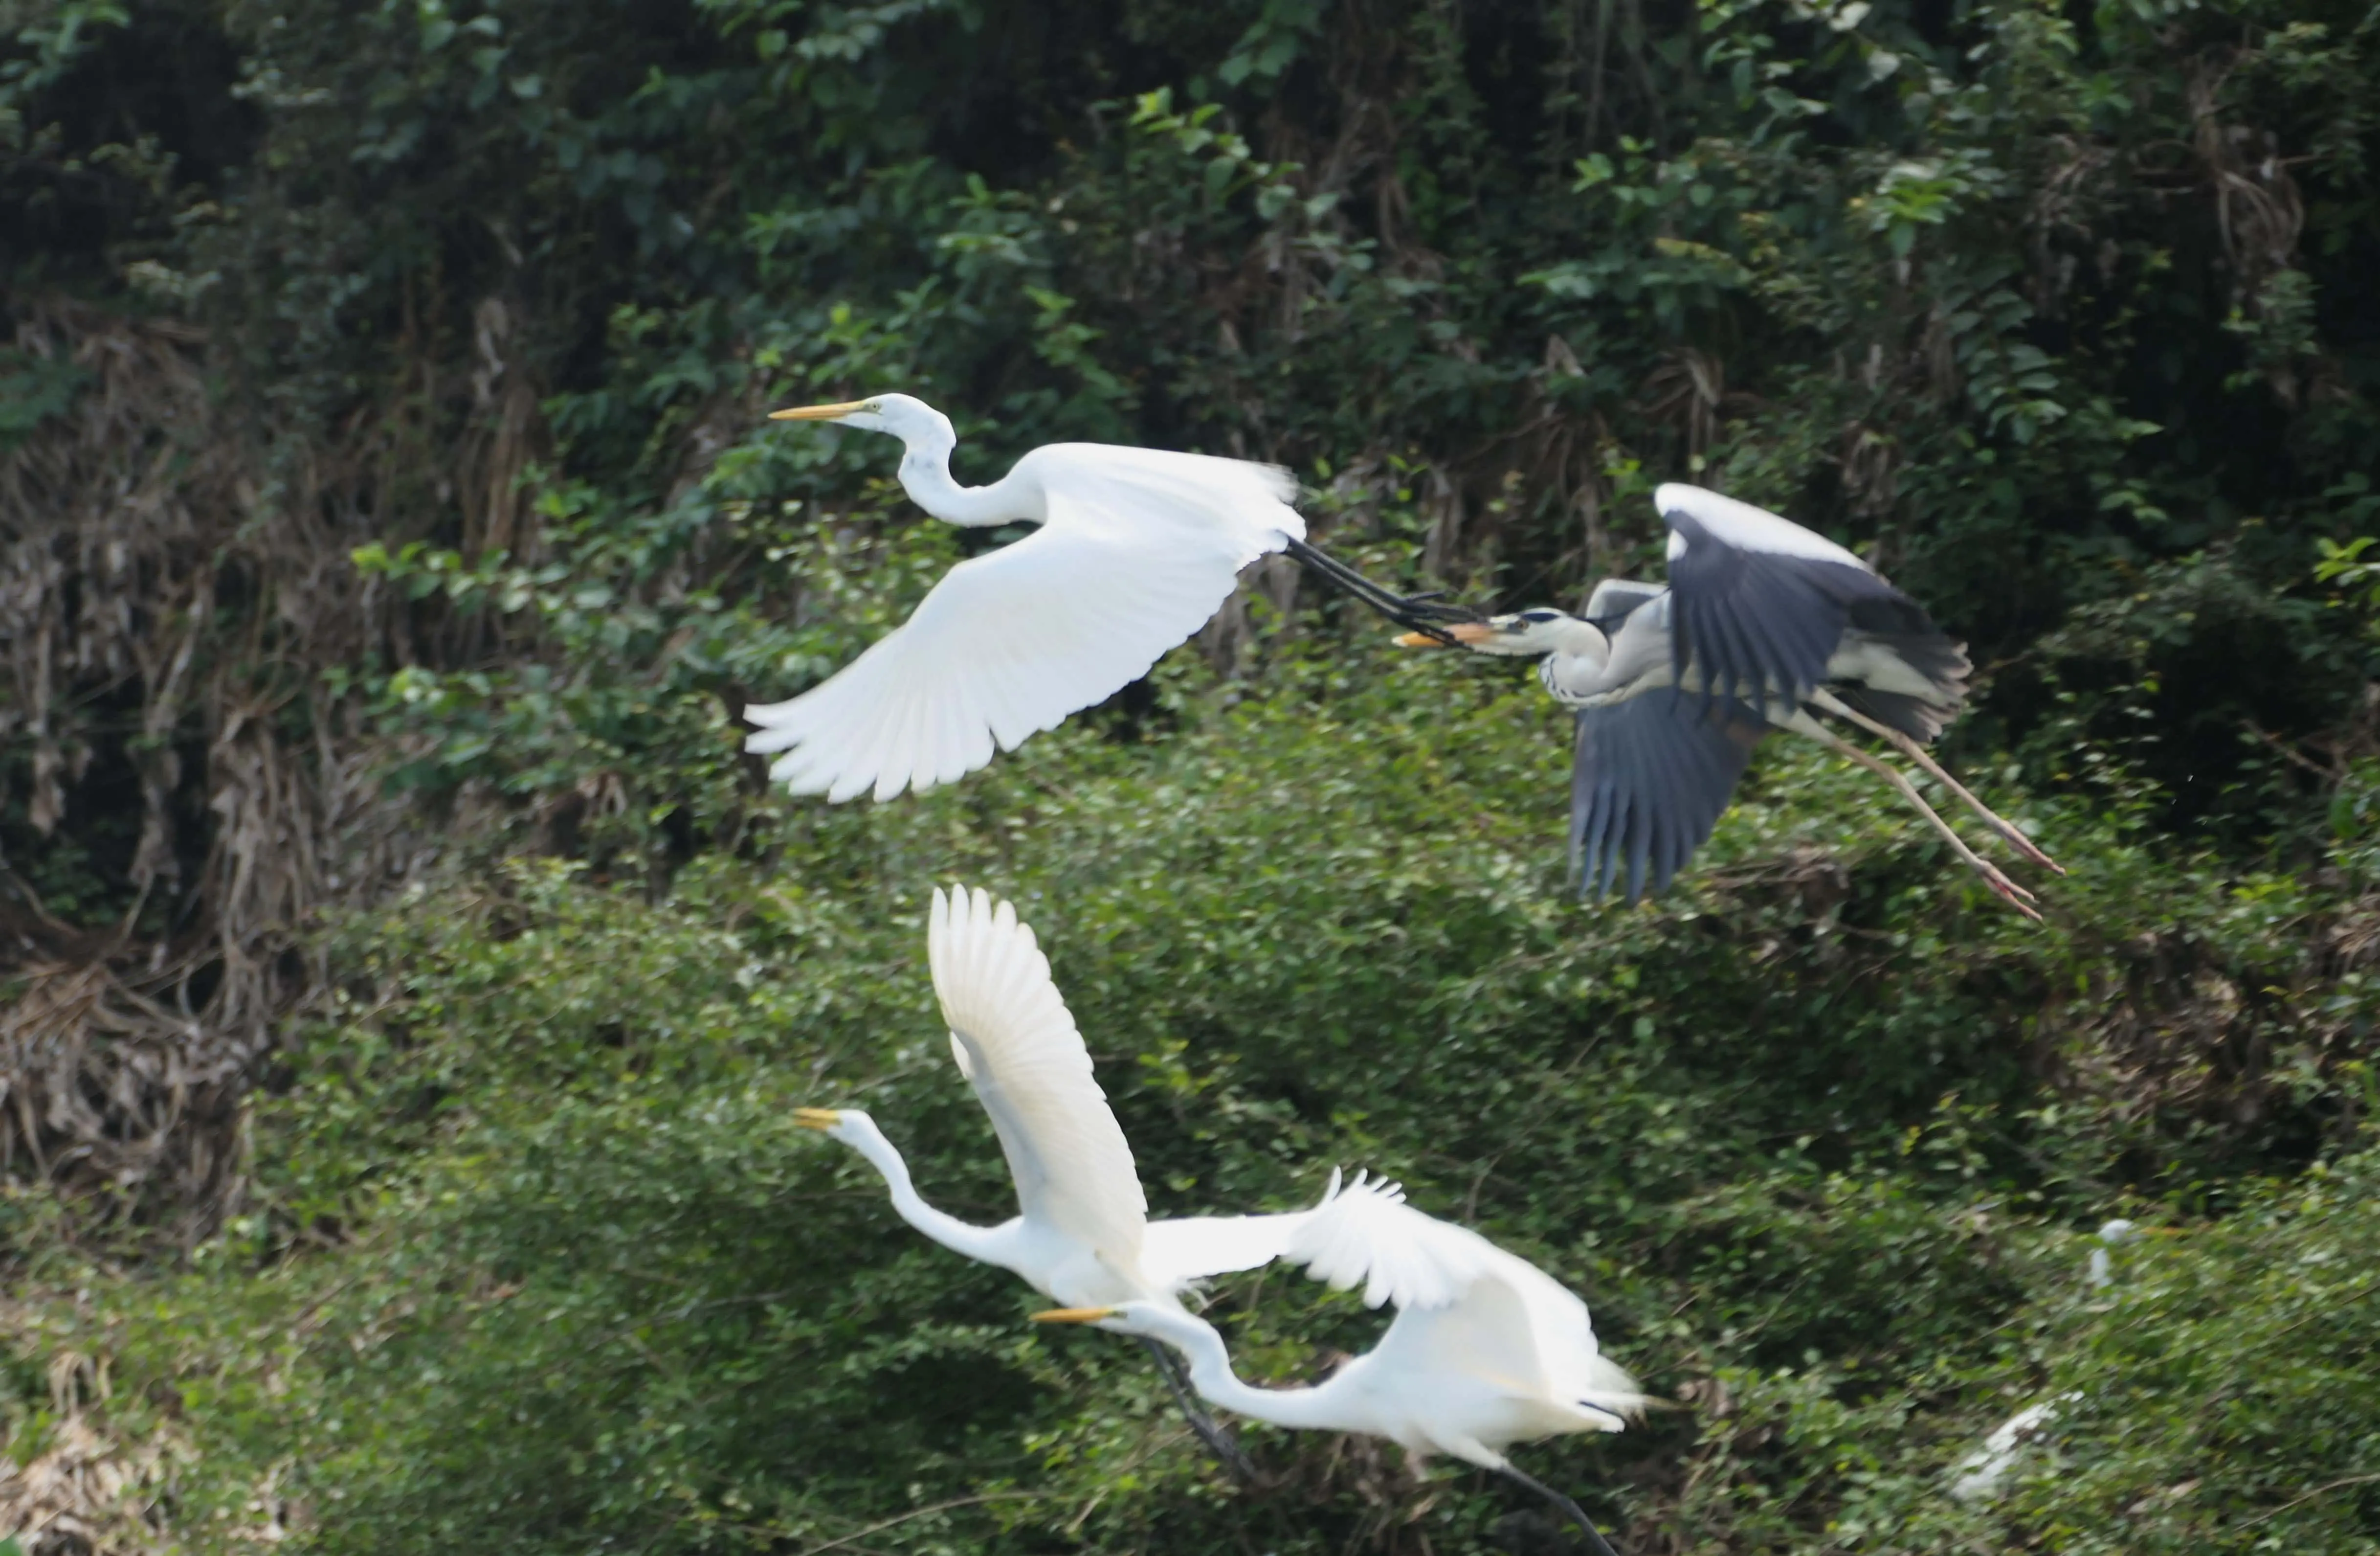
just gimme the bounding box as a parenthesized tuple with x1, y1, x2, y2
(750, 394, 1472, 801)
(1949, 1218, 2180, 1501)
(1037, 1173, 1648, 1556)
(1399, 482, 2060, 917)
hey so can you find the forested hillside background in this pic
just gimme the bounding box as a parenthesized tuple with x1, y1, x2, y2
(5, 0, 2380, 1551)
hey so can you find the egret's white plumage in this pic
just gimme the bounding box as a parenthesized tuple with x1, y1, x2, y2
(1038, 1177, 1643, 1555)
(746, 395, 1308, 802)
(799, 885, 1339, 1309)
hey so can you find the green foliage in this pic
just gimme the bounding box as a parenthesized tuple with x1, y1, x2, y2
(0, 344, 85, 451)
(8, 0, 2380, 1554)
(19, 638, 2380, 1553)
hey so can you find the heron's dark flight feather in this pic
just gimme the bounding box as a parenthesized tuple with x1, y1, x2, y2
(1667, 511, 1907, 707)
(1571, 694, 1768, 902)
(1845, 625, 1969, 691)
(1832, 686, 1953, 743)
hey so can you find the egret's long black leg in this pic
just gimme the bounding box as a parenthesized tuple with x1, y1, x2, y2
(1138, 1335, 1256, 1484)
(1281, 537, 1436, 629)
(1820, 700, 2066, 876)
(1807, 728, 2044, 923)
(1494, 1464, 1623, 1556)
(1281, 537, 1480, 643)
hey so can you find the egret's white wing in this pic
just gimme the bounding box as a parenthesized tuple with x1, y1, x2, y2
(748, 447, 1303, 803)
(1372, 1268, 1643, 1434)
(928, 886, 1147, 1262)
(1286, 1174, 1496, 1311)
(1139, 1168, 1348, 1291)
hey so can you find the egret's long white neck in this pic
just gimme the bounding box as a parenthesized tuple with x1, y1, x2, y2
(836, 1122, 1010, 1264)
(894, 432, 1028, 528)
(1148, 1311, 1371, 1434)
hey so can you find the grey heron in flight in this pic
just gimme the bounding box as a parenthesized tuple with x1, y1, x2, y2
(748, 394, 1468, 802)
(1036, 1173, 1646, 1556)
(1399, 483, 2060, 918)
(797, 885, 1359, 1478)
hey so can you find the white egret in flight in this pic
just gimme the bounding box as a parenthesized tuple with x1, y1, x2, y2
(749, 394, 1469, 801)
(1036, 1175, 1646, 1556)
(1948, 1218, 2176, 1502)
(797, 884, 1352, 1473)
(1399, 483, 2060, 917)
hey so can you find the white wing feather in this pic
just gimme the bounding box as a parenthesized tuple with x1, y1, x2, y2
(1286, 1174, 1491, 1310)
(748, 446, 1304, 803)
(1292, 1178, 1643, 1426)
(1656, 482, 1868, 567)
(1139, 1167, 1348, 1291)
(927, 885, 1147, 1263)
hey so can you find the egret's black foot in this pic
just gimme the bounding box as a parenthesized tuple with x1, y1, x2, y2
(1495, 1465, 1622, 1556)
(1281, 537, 1484, 643)
(1138, 1335, 1256, 1484)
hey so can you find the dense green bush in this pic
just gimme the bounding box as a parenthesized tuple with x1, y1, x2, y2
(6, 0, 2380, 1552)
(11, 643, 2373, 1552)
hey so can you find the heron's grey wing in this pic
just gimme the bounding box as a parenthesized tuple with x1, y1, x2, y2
(1656, 483, 1911, 707)
(1570, 693, 1768, 902)
(1582, 578, 1666, 627)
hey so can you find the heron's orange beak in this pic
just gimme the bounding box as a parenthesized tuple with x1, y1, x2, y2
(793, 1107, 843, 1130)
(1395, 622, 1498, 648)
(1031, 1306, 1121, 1324)
(769, 401, 867, 421)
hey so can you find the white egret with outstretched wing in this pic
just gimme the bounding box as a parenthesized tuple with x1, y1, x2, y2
(798, 884, 1352, 1472)
(750, 395, 1468, 801)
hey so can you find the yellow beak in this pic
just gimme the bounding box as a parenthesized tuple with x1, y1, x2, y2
(1395, 622, 1497, 648)
(1030, 1306, 1121, 1324)
(793, 1107, 843, 1130)
(769, 400, 868, 421)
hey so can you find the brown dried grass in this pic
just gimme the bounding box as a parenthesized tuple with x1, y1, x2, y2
(0, 292, 489, 1240)
(0, 1336, 195, 1556)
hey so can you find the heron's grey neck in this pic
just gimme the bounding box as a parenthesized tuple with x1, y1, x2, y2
(895, 437, 1030, 527)
(1542, 611, 1662, 704)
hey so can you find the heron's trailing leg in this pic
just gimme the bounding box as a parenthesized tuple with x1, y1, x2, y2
(1282, 537, 1481, 644)
(1819, 699, 2065, 876)
(1810, 729, 2043, 922)
(1138, 1335, 1257, 1484)
(1494, 1464, 1623, 1556)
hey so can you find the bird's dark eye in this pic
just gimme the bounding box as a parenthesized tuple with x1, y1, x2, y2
(1521, 609, 1558, 624)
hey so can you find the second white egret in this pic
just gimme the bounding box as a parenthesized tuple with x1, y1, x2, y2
(1036, 1175, 1646, 1555)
